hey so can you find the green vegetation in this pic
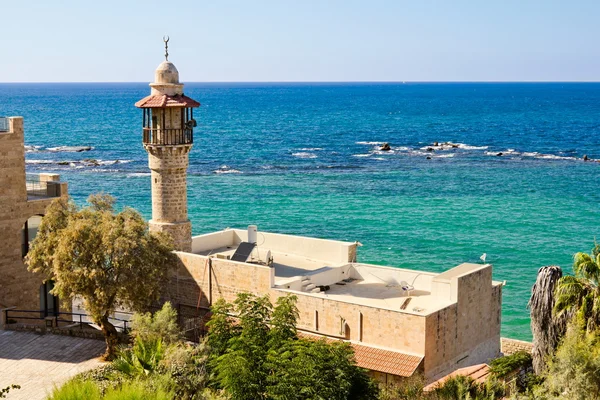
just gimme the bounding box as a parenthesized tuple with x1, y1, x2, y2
(489, 351, 532, 379)
(207, 293, 379, 400)
(555, 243, 600, 333)
(26, 194, 175, 359)
(44, 225, 600, 400)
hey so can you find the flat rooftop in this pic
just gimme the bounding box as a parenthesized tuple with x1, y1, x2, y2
(190, 229, 497, 316)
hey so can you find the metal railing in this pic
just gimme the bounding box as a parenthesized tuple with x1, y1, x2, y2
(0, 117, 8, 132)
(143, 128, 193, 145)
(25, 174, 62, 198)
(26, 174, 47, 197)
(4, 308, 130, 332)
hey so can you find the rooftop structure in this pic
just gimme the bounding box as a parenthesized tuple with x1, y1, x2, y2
(167, 227, 502, 383)
(0, 116, 68, 317)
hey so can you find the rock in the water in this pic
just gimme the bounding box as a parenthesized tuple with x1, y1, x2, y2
(426, 147, 434, 152)
(426, 156, 432, 160)
(583, 154, 589, 161)
(380, 143, 391, 151)
(496, 152, 503, 157)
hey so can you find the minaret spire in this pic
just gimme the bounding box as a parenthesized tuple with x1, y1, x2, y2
(163, 35, 170, 61)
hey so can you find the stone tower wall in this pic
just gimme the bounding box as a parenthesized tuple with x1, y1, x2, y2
(146, 144, 192, 252)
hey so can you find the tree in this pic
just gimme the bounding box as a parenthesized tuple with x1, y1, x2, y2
(555, 243, 600, 333)
(26, 194, 175, 359)
(207, 293, 378, 400)
(528, 265, 568, 374)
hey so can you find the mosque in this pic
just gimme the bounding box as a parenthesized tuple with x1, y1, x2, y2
(0, 41, 504, 384)
(134, 42, 503, 383)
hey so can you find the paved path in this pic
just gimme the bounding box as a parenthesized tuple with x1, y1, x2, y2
(0, 330, 105, 400)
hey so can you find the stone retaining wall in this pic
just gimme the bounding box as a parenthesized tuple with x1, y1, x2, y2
(501, 337, 533, 355)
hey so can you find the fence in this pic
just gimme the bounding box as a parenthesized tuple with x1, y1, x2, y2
(3, 308, 130, 332)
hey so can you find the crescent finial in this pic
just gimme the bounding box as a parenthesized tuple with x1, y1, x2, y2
(163, 35, 170, 61)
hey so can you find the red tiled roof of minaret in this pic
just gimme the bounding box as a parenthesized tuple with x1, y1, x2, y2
(135, 94, 200, 108)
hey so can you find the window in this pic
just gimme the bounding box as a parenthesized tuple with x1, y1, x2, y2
(21, 215, 42, 257)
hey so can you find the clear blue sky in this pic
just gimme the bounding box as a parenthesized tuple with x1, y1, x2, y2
(2, 0, 598, 82)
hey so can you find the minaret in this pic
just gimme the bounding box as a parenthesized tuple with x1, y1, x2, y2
(135, 37, 200, 252)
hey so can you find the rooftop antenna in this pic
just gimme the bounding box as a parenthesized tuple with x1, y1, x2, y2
(163, 35, 170, 61)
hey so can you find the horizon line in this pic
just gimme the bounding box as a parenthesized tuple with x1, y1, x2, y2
(1, 80, 600, 84)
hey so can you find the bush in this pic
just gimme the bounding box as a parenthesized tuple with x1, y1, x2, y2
(103, 380, 173, 400)
(131, 302, 180, 345)
(47, 379, 101, 400)
(490, 351, 532, 379)
(526, 323, 600, 400)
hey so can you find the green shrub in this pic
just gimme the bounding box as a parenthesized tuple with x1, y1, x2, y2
(490, 351, 533, 378)
(47, 379, 101, 400)
(103, 380, 173, 400)
(113, 338, 166, 377)
(131, 302, 180, 345)
(527, 324, 600, 400)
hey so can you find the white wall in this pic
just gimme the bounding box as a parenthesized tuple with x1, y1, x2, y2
(191, 230, 235, 253)
(232, 229, 354, 264)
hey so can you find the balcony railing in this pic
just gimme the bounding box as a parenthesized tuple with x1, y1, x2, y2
(0, 117, 8, 132)
(143, 128, 193, 145)
(26, 174, 63, 199)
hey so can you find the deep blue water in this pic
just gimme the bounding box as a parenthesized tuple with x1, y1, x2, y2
(2, 82, 600, 340)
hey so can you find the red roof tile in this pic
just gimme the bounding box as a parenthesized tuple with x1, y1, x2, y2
(423, 363, 491, 392)
(135, 94, 200, 108)
(298, 332, 423, 377)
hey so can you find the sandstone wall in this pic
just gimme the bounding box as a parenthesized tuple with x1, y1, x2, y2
(0, 117, 68, 312)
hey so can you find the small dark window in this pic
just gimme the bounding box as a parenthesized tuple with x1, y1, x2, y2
(21, 215, 42, 257)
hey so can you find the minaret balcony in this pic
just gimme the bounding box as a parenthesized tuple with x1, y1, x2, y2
(143, 127, 193, 146)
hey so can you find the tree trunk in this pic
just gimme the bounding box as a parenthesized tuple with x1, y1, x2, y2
(99, 315, 120, 360)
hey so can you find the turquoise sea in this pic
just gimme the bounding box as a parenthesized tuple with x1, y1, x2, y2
(2, 82, 600, 340)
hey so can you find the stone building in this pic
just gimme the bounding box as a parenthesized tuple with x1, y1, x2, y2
(0, 117, 68, 317)
(134, 50, 504, 383)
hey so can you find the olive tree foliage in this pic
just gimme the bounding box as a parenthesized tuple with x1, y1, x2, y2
(26, 194, 175, 359)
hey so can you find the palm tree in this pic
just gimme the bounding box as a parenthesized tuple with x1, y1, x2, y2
(554, 243, 600, 333)
(528, 265, 567, 374)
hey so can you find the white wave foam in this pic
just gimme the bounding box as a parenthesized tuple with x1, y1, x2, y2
(356, 141, 385, 145)
(434, 154, 455, 158)
(47, 146, 94, 152)
(298, 147, 324, 151)
(26, 160, 56, 164)
(457, 144, 488, 150)
(352, 154, 372, 158)
(214, 165, 241, 174)
(26, 159, 132, 167)
(292, 152, 317, 159)
(127, 172, 151, 177)
(24, 145, 43, 152)
(535, 154, 578, 160)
